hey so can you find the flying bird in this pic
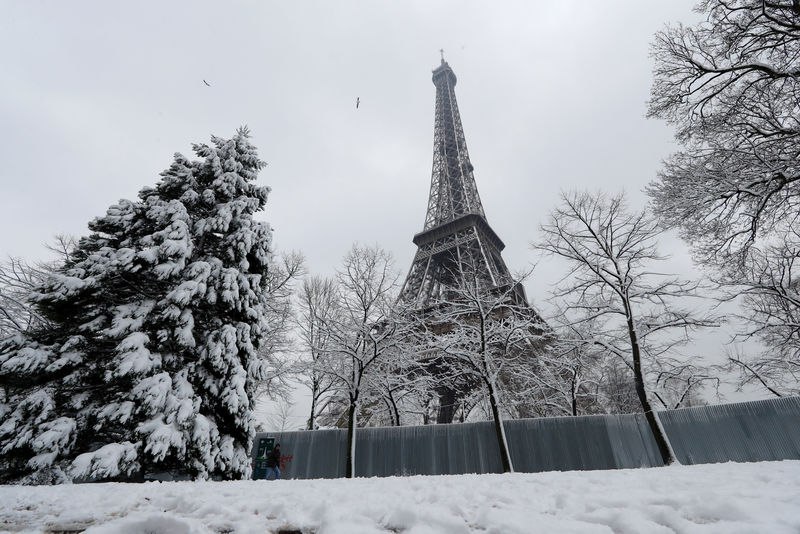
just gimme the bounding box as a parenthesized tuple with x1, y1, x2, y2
(356, 97, 360, 109)
(203, 79, 211, 87)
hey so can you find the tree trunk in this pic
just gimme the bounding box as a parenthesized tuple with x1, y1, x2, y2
(307, 382, 318, 430)
(487, 381, 514, 473)
(570, 368, 578, 416)
(624, 302, 678, 466)
(345, 399, 357, 478)
(436, 387, 457, 424)
(390, 396, 401, 427)
(422, 397, 432, 425)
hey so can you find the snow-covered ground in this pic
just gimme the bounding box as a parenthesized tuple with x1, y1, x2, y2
(2, 461, 799, 534)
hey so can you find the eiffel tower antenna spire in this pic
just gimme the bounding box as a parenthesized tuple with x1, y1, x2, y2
(399, 60, 524, 308)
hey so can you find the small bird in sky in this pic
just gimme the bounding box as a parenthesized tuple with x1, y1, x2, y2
(356, 97, 360, 109)
(203, 79, 211, 87)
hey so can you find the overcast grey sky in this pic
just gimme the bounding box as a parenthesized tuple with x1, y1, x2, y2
(6, 2, 758, 419)
(1, 1, 702, 283)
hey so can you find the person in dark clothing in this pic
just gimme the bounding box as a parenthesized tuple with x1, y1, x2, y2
(265, 443, 281, 480)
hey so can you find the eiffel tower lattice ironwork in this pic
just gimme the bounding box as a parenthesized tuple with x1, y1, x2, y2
(399, 59, 535, 424)
(399, 58, 527, 309)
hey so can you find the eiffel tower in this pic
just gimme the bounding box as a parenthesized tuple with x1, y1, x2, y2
(399, 57, 533, 423)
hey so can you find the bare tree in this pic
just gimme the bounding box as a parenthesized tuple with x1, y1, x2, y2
(648, 1, 800, 393)
(536, 191, 717, 466)
(597, 357, 641, 414)
(723, 229, 800, 396)
(345, 340, 429, 427)
(312, 244, 403, 478)
(367, 359, 410, 426)
(0, 258, 47, 338)
(514, 318, 609, 418)
(295, 275, 338, 430)
(252, 251, 305, 404)
(417, 265, 548, 473)
(0, 236, 76, 339)
(262, 398, 298, 432)
(648, 0, 800, 266)
(651, 361, 718, 410)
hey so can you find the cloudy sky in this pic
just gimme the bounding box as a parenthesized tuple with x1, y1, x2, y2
(6, 2, 756, 422)
(1, 1, 703, 279)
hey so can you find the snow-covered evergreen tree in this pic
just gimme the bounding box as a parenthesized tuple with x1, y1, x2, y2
(0, 128, 274, 483)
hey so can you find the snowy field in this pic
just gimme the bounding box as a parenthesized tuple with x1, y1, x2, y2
(2, 461, 799, 534)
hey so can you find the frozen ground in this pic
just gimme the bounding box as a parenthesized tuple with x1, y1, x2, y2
(1, 461, 799, 534)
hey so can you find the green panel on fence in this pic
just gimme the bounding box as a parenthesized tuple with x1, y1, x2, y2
(252, 437, 275, 480)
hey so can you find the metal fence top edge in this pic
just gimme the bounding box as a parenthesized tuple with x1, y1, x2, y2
(663, 395, 800, 417)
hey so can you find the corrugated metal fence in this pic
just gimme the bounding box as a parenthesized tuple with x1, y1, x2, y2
(252, 396, 800, 479)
